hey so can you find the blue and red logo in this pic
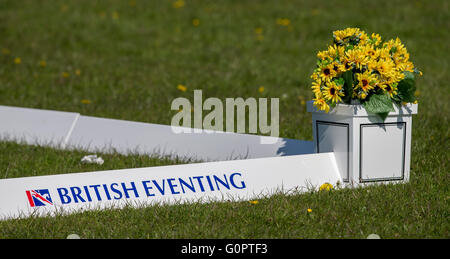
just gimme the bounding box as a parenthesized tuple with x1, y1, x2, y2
(26, 189, 53, 207)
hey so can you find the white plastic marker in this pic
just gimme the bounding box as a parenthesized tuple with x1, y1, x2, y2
(0, 105, 314, 161)
(0, 153, 341, 220)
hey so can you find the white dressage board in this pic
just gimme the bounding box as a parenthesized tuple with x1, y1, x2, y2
(0, 105, 313, 161)
(0, 105, 79, 148)
(0, 153, 341, 220)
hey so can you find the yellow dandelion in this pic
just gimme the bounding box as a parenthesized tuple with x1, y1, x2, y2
(75, 69, 81, 76)
(276, 18, 290, 26)
(254, 27, 263, 35)
(258, 86, 265, 93)
(298, 95, 306, 105)
(177, 84, 187, 92)
(80, 99, 91, 104)
(319, 183, 333, 191)
(172, 0, 185, 8)
(249, 200, 259, 205)
(62, 72, 70, 78)
(14, 57, 21, 64)
(39, 60, 47, 67)
(307, 208, 312, 213)
(192, 18, 200, 27)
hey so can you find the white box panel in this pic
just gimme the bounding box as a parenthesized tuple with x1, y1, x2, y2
(360, 123, 405, 182)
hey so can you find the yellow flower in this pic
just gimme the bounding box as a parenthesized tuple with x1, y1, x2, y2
(316, 50, 329, 60)
(362, 44, 379, 60)
(276, 18, 290, 26)
(340, 58, 353, 71)
(177, 84, 187, 92)
(358, 92, 367, 100)
(373, 59, 395, 78)
(311, 79, 322, 96)
(330, 61, 343, 74)
(313, 96, 330, 113)
(298, 95, 306, 105)
(319, 183, 333, 191)
(346, 48, 369, 70)
(80, 99, 91, 104)
(75, 69, 81, 76)
(39, 60, 47, 67)
(249, 200, 259, 205)
(322, 82, 344, 104)
(254, 27, 263, 35)
(318, 63, 336, 82)
(258, 86, 265, 93)
(370, 33, 382, 46)
(172, 0, 185, 8)
(327, 44, 345, 60)
(307, 208, 312, 213)
(62, 72, 70, 78)
(14, 57, 21, 64)
(332, 27, 361, 42)
(356, 71, 377, 92)
(384, 84, 398, 98)
(192, 18, 200, 26)
(255, 28, 264, 40)
(397, 61, 415, 73)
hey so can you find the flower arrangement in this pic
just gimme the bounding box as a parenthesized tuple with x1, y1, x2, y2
(310, 28, 422, 120)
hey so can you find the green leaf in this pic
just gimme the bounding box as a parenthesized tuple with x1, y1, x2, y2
(376, 112, 389, 121)
(363, 93, 395, 121)
(342, 71, 354, 104)
(397, 71, 416, 103)
(334, 77, 345, 85)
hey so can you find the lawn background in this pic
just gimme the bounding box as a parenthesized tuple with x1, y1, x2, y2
(0, 0, 448, 238)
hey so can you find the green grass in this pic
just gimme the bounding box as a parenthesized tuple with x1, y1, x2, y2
(0, 0, 449, 238)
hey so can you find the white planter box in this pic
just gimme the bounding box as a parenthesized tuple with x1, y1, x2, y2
(307, 101, 418, 185)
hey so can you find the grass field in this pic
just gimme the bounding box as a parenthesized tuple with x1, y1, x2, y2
(0, 0, 448, 238)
